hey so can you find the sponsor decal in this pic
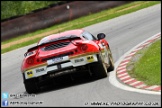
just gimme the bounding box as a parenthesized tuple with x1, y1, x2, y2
(26, 70, 33, 78)
(74, 58, 84, 63)
(87, 55, 94, 62)
(52, 57, 63, 63)
(36, 68, 45, 73)
(47, 57, 64, 65)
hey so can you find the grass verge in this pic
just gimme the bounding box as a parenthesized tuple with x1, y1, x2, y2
(1, 1, 160, 54)
(127, 39, 161, 86)
(1, 1, 60, 20)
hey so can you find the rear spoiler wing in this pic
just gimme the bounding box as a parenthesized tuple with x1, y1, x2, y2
(24, 35, 81, 57)
(27, 45, 38, 52)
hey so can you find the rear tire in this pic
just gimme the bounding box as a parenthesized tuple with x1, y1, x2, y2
(91, 54, 107, 79)
(107, 48, 114, 72)
(24, 78, 39, 94)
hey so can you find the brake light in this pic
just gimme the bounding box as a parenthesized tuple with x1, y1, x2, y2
(26, 57, 34, 64)
(80, 44, 88, 51)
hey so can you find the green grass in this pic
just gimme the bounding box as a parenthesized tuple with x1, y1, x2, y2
(1, 1, 60, 20)
(128, 39, 161, 85)
(1, 1, 161, 54)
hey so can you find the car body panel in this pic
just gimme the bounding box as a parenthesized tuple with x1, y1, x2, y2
(21, 29, 113, 81)
(24, 53, 99, 80)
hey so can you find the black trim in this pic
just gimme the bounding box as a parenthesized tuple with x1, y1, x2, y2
(23, 76, 36, 83)
(27, 46, 38, 52)
(22, 73, 25, 82)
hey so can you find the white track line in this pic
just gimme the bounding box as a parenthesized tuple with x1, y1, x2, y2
(109, 32, 161, 95)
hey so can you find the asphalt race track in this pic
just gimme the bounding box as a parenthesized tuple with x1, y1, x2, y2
(1, 4, 161, 107)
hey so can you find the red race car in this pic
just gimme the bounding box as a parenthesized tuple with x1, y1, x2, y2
(21, 29, 114, 93)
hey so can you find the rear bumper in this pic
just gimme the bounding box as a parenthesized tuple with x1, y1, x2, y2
(24, 63, 93, 87)
(23, 53, 99, 80)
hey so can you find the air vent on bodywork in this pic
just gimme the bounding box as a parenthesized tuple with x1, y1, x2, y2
(42, 41, 70, 51)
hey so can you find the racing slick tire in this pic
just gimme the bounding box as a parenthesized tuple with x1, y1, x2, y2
(91, 54, 108, 79)
(107, 48, 114, 72)
(24, 78, 39, 94)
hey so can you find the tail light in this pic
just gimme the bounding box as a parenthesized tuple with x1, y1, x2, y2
(26, 57, 34, 64)
(72, 40, 88, 52)
(80, 44, 88, 51)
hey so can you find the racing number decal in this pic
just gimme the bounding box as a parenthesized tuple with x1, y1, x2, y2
(87, 55, 94, 62)
(26, 70, 33, 78)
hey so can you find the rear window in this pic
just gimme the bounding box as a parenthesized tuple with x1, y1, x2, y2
(38, 35, 81, 45)
(81, 31, 97, 40)
(38, 36, 49, 45)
